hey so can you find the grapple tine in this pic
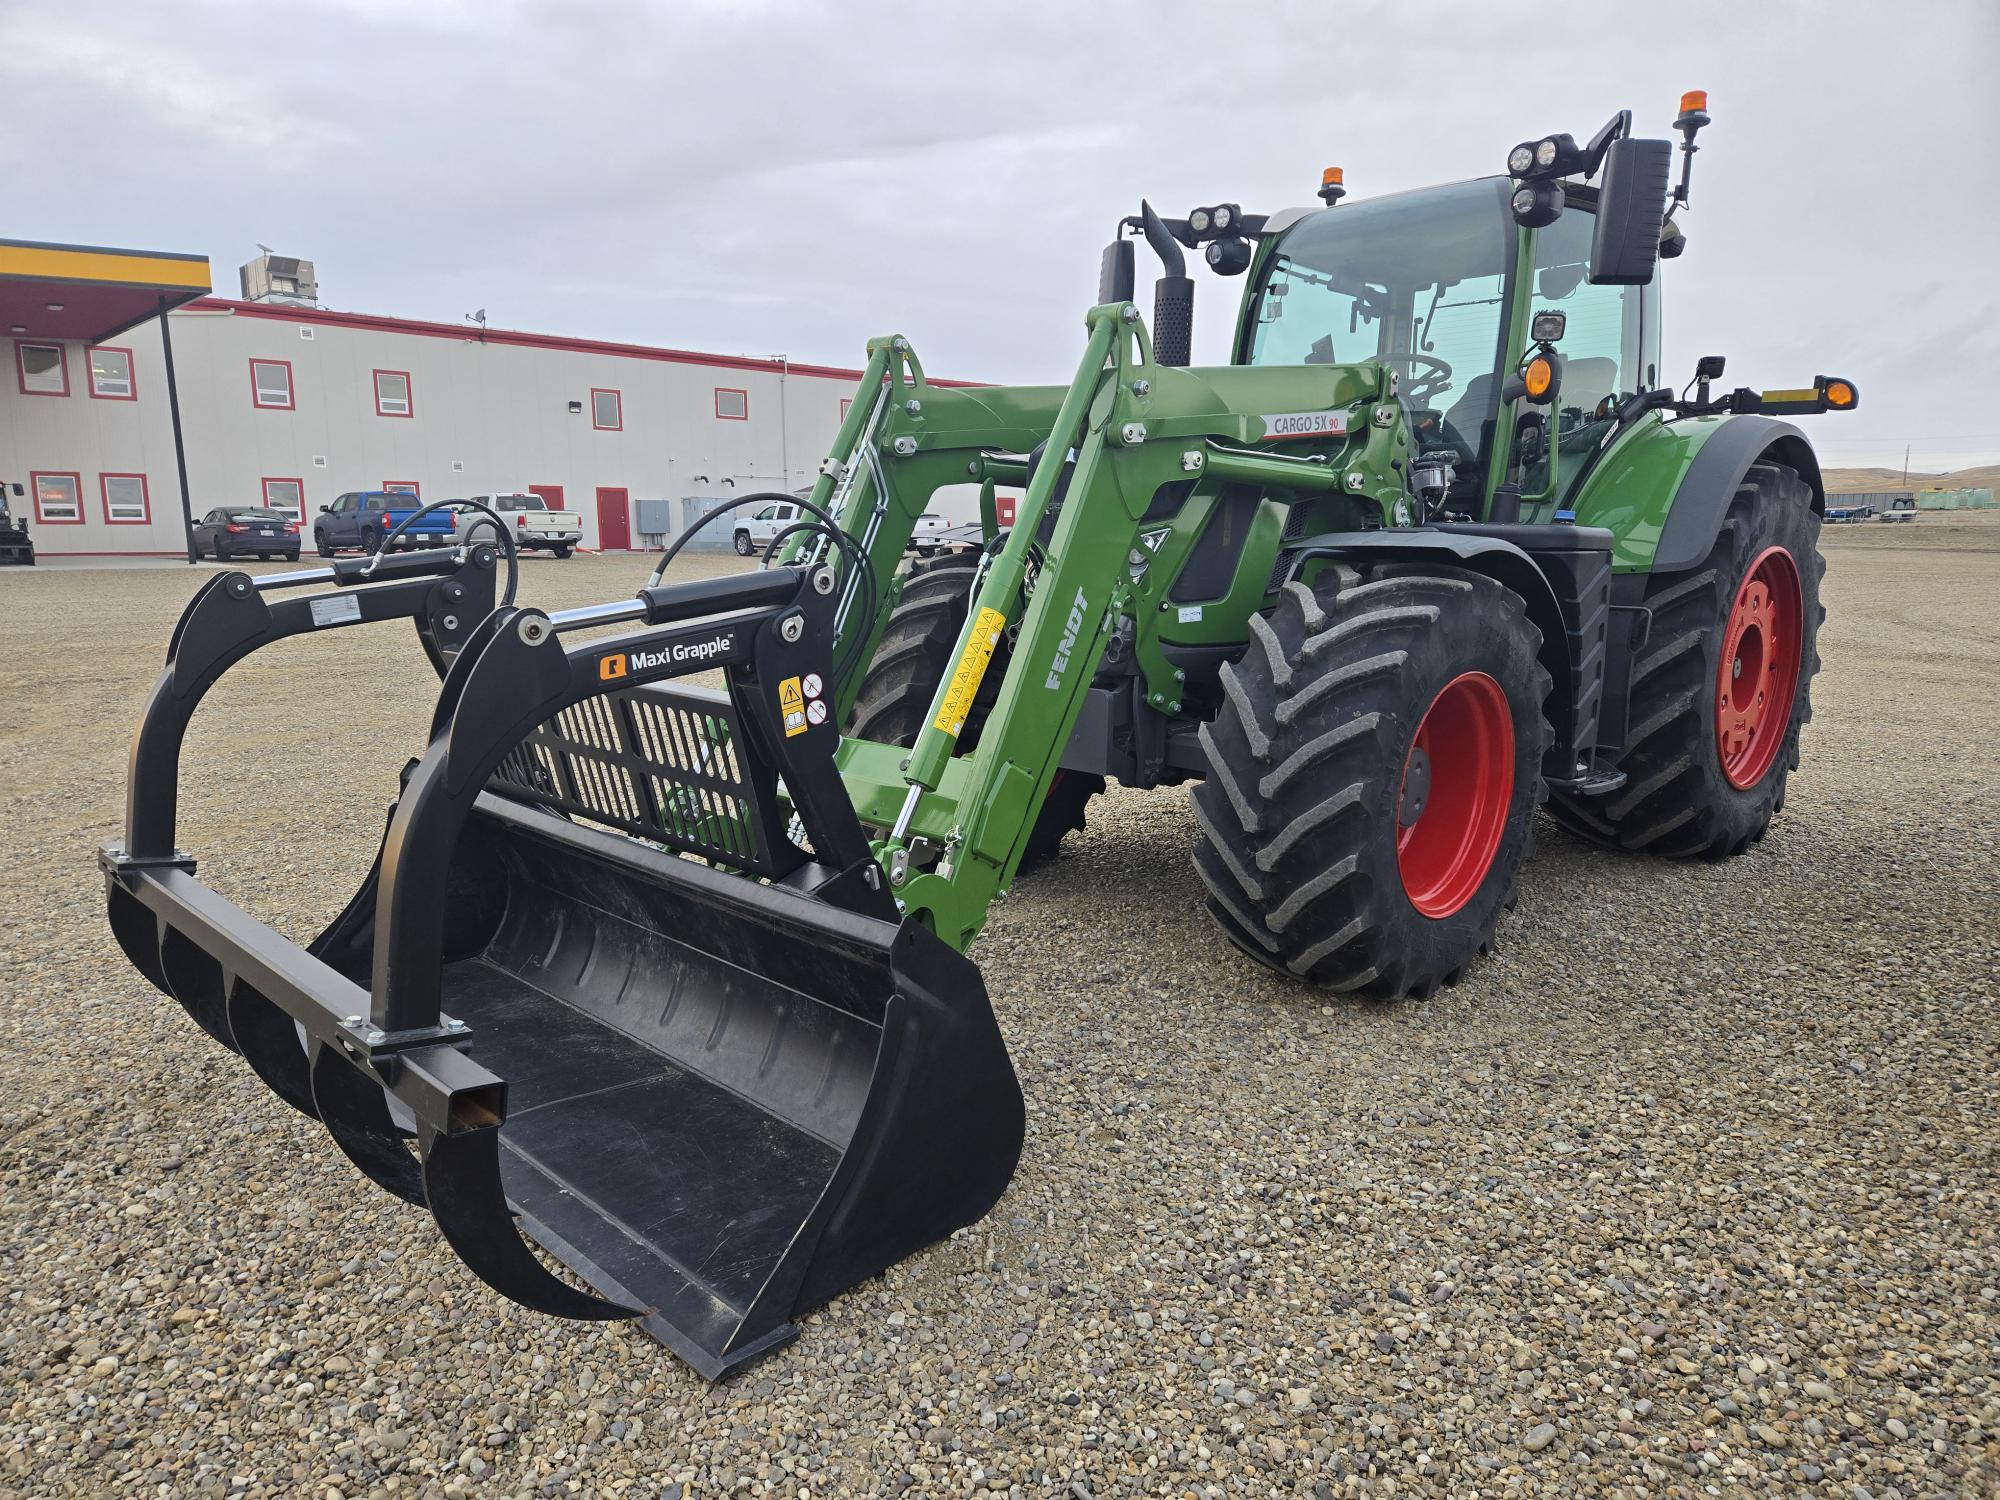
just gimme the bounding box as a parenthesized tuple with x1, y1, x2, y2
(309, 1042, 427, 1205)
(106, 883, 171, 997)
(418, 1122, 641, 1322)
(158, 925, 240, 1053)
(225, 979, 320, 1120)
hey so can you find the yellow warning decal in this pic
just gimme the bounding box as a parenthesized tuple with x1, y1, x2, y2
(933, 607, 1007, 736)
(778, 675, 808, 737)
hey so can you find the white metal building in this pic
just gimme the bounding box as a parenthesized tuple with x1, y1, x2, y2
(3, 257, 956, 557)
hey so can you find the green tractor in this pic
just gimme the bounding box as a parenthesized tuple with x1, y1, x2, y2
(103, 93, 1853, 1376)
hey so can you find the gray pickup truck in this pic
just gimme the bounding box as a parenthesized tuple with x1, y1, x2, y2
(451, 492, 583, 557)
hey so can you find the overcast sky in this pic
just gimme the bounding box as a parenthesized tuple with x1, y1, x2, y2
(7, 1, 1995, 471)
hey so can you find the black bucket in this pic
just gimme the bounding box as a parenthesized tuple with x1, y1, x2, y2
(383, 793, 1024, 1377)
(104, 559, 1023, 1378)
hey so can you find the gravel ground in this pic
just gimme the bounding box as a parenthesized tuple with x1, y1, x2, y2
(2, 521, 1996, 1499)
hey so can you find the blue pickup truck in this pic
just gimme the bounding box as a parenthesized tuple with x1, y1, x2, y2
(311, 491, 456, 556)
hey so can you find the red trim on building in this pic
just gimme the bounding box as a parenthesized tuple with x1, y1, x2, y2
(30, 470, 84, 524)
(86, 344, 138, 401)
(99, 472, 152, 525)
(180, 297, 983, 387)
(714, 386, 749, 420)
(591, 387, 622, 432)
(840, 397, 853, 419)
(261, 476, 306, 520)
(373, 368, 413, 418)
(15, 340, 70, 397)
(382, 480, 420, 495)
(249, 356, 295, 409)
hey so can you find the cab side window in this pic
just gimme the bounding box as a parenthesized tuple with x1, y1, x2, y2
(1530, 205, 1660, 421)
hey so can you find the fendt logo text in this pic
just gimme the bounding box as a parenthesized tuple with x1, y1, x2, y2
(1044, 588, 1091, 691)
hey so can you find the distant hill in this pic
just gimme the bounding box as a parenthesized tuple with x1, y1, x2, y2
(1822, 464, 2000, 494)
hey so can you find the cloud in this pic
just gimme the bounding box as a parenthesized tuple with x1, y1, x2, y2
(6, 0, 1996, 468)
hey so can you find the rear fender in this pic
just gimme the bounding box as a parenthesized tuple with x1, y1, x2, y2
(1574, 414, 1824, 574)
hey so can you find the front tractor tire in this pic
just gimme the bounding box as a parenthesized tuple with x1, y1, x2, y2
(1548, 462, 1823, 858)
(1194, 572, 1551, 999)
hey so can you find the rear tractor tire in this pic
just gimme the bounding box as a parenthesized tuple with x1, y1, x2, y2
(847, 552, 1103, 866)
(1547, 461, 1823, 858)
(1194, 571, 1551, 999)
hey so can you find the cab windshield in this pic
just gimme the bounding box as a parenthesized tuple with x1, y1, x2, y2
(1245, 179, 1514, 479)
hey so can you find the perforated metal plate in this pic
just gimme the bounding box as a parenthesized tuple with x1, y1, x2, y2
(489, 682, 786, 873)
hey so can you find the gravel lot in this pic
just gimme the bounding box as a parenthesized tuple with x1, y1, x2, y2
(2, 519, 1996, 1499)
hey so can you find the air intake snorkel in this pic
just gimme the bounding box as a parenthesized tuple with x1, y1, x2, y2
(1138, 200, 1194, 368)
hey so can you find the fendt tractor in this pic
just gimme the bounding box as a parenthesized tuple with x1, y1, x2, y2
(103, 94, 1853, 1376)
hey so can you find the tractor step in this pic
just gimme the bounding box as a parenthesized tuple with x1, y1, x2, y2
(1545, 760, 1627, 797)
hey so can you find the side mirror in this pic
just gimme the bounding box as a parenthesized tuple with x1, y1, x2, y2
(1590, 137, 1673, 285)
(1695, 354, 1727, 382)
(319, 504, 330, 513)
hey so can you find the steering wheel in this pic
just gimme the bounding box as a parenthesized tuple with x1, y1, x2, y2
(1376, 352, 1455, 406)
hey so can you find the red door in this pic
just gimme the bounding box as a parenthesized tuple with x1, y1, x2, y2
(528, 484, 564, 510)
(595, 487, 630, 551)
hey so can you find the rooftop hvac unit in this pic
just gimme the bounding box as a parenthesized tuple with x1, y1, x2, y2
(240, 253, 320, 307)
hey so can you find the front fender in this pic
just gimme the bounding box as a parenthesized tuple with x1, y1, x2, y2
(1574, 414, 1824, 573)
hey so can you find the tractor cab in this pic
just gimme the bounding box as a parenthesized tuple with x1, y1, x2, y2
(1238, 176, 1660, 520)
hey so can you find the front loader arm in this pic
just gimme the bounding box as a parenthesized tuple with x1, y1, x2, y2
(822, 303, 1399, 950)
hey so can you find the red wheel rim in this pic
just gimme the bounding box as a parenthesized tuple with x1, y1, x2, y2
(1396, 671, 1514, 918)
(1715, 545, 1803, 789)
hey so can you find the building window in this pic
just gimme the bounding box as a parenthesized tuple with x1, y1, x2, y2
(591, 388, 622, 431)
(383, 480, 420, 496)
(30, 471, 83, 523)
(100, 473, 151, 524)
(373, 369, 412, 418)
(261, 477, 306, 521)
(16, 342, 69, 397)
(88, 346, 136, 400)
(714, 387, 749, 420)
(250, 358, 295, 410)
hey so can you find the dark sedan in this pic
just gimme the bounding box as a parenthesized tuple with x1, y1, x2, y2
(194, 506, 302, 561)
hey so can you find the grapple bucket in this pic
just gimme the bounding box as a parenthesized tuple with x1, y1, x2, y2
(416, 793, 1016, 1373)
(101, 550, 1024, 1378)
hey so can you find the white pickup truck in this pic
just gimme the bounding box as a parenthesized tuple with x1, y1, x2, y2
(452, 492, 583, 557)
(908, 514, 954, 556)
(731, 499, 804, 556)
